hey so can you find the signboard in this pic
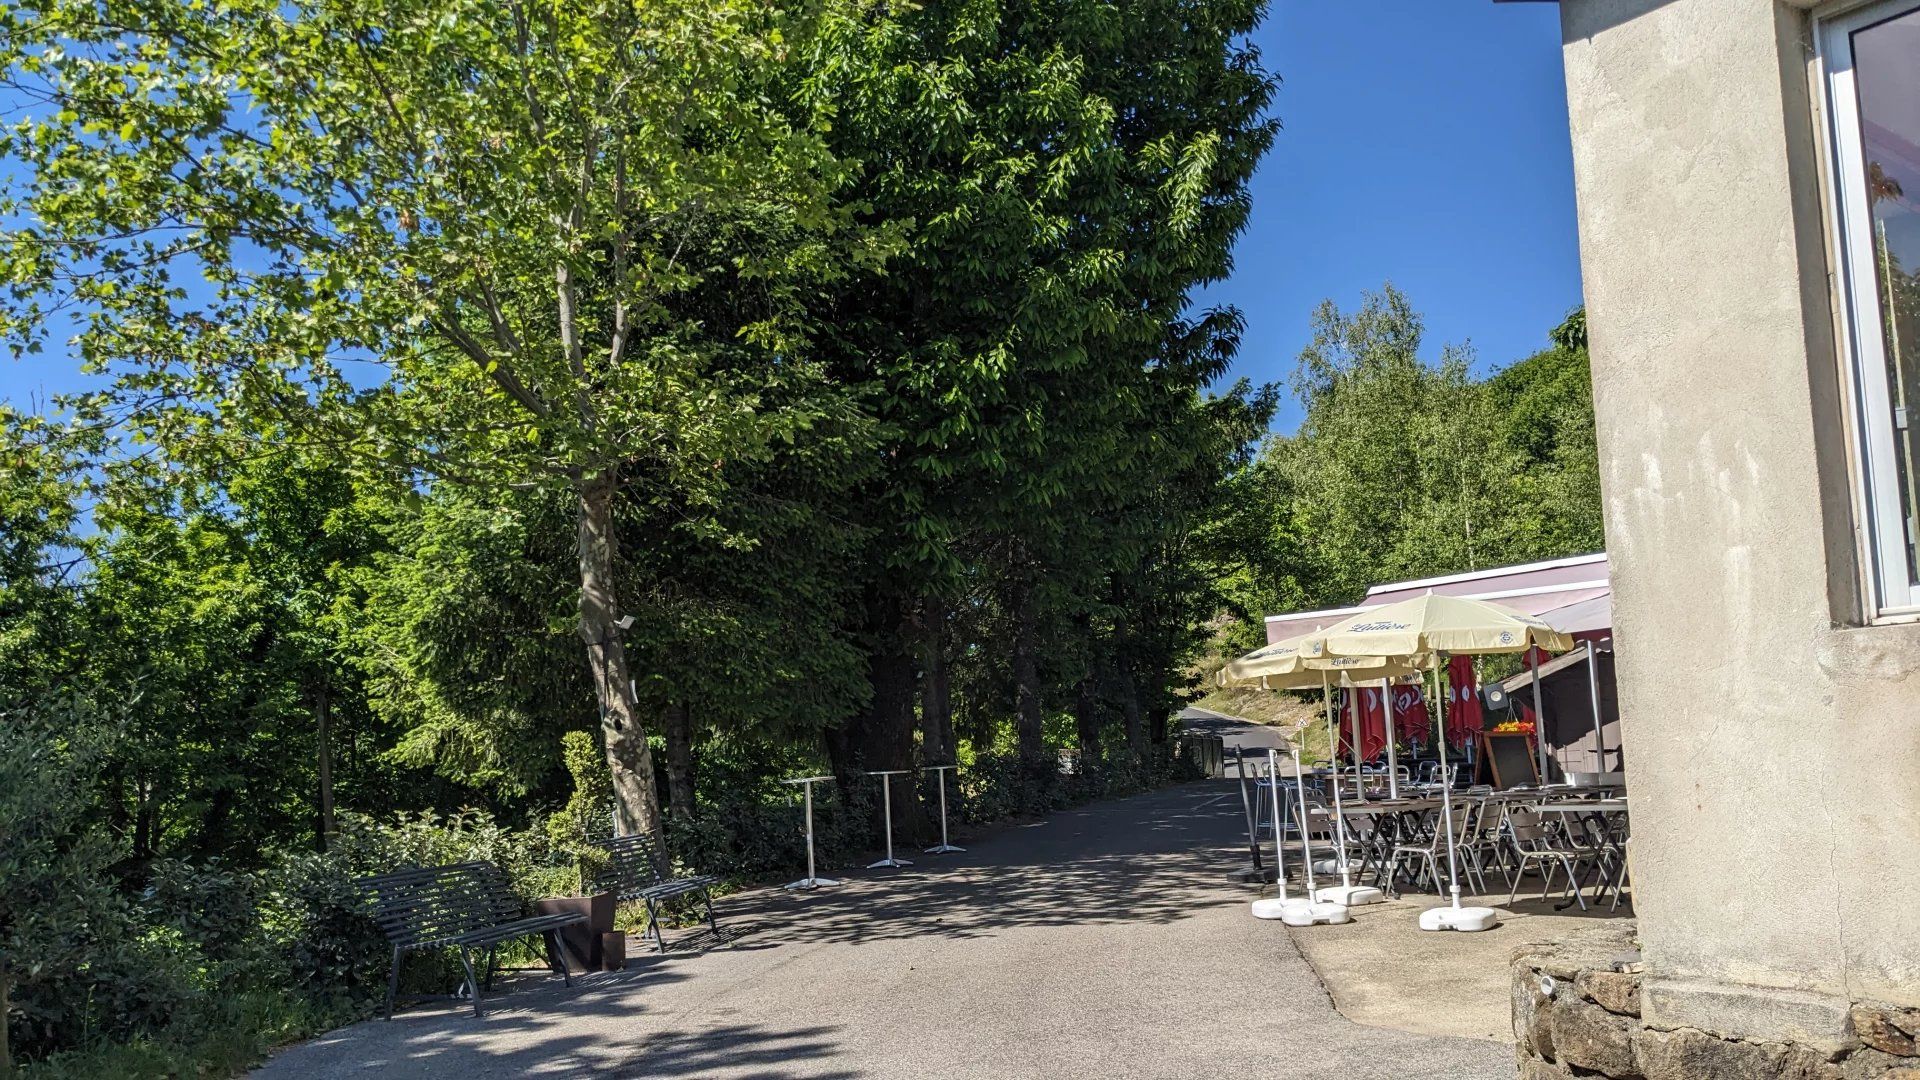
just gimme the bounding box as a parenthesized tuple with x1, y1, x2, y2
(1475, 731, 1539, 789)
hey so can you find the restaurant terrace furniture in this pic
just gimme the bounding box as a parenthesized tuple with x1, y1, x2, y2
(784, 775, 841, 890)
(1505, 806, 1604, 911)
(1535, 799, 1631, 910)
(359, 861, 587, 1019)
(590, 834, 720, 953)
(922, 764, 965, 854)
(1385, 797, 1477, 899)
(864, 770, 915, 869)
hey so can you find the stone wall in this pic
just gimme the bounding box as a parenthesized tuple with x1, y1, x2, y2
(1514, 944, 1920, 1080)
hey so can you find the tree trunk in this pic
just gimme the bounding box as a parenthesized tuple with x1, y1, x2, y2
(1013, 572, 1044, 799)
(663, 701, 696, 822)
(1118, 661, 1147, 766)
(315, 677, 335, 851)
(1, 953, 10, 1078)
(862, 600, 931, 843)
(1074, 676, 1100, 762)
(920, 601, 954, 765)
(577, 471, 664, 842)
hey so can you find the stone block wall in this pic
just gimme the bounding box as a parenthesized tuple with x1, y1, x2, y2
(1514, 945, 1920, 1080)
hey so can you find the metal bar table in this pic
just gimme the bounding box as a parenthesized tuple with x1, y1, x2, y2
(784, 775, 842, 890)
(865, 770, 914, 868)
(921, 764, 965, 854)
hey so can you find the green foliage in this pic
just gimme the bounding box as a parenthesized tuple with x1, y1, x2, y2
(0, 693, 178, 1063)
(0, 0, 1287, 1069)
(1225, 290, 1605, 630)
(545, 731, 613, 892)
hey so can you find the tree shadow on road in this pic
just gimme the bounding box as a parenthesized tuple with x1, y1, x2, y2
(710, 782, 1251, 949)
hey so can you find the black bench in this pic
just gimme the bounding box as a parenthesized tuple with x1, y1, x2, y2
(590, 834, 719, 952)
(359, 861, 587, 1018)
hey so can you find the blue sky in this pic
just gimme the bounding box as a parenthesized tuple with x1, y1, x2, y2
(1199, 0, 1583, 430)
(0, 2, 1583, 431)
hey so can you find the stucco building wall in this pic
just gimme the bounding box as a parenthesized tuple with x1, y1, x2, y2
(1559, 0, 1920, 1043)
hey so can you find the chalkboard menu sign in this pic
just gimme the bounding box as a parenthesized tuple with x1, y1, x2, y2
(1476, 731, 1539, 789)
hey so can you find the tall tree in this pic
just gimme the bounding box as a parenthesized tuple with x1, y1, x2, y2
(804, 0, 1277, 808)
(1, 0, 887, 839)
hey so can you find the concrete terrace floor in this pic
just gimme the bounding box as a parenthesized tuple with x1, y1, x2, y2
(256, 717, 1511, 1080)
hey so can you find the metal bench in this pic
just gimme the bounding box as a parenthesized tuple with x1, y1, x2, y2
(590, 834, 719, 952)
(359, 860, 587, 1018)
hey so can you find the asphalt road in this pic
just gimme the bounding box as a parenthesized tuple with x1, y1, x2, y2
(256, 716, 1508, 1079)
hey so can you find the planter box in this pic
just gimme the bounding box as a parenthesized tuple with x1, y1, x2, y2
(535, 891, 616, 971)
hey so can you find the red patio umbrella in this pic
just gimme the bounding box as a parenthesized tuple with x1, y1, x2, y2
(1444, 654, 1483, 747)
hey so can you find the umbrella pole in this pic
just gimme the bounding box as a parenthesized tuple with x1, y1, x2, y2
(1587, 640, 1605, 770)
(1529, 647, 1549, 784)
(1384, 681, 1400, 799)
(1322, 676, 1353, 885)
(1348, 687, 1365, 799)
(1432, 658, 1465, 911)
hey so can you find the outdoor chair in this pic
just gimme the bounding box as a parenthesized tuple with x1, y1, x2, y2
(1385, 798, 1476, 898)
(1337, 806, 1392, 886)
(1461, 790, 1515, 890)
(590, 834, 720, 952)
(1504, 807, 1603, 911)
(359, 861, 586, 1019)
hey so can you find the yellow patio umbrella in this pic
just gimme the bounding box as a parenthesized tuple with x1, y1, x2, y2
(1312, 592, 1573, 657)
(1215, 632, 1325, 687)
(1308, 593, 1575, 933)
(1217, 633, 1428, 690)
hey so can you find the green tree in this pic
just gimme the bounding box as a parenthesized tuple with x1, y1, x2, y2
(2, 0, 891, 840)
(1223, 292, 1604, 641)
(802, 0, 1277, 808)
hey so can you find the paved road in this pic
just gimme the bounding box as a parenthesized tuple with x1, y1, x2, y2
(257, 719, 1508, 1079)
(1178, 705, 1289, 776)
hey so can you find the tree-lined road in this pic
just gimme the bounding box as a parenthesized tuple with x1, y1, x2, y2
(258, 718, 1505, 1080)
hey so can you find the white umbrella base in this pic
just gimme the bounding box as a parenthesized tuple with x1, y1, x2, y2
(1419, 905, 1499, 932)
(784, 877, 843, 891)
(1284, 902, 1352, 926)
(1250, 897, 1311, 920)
(1316, 884, 1385, 906)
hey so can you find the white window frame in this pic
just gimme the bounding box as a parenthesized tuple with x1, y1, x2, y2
(1818, 0, 1920, 619)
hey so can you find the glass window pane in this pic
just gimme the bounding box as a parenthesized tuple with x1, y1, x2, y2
(1853, 8, 1920, 588)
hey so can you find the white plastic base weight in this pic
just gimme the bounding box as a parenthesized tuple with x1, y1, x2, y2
(1250, 897, 1310, 920)
(1284, 901, 1351, 926)
(785, 876, 843, 891)
(1418, 904, 1499, 932)
(1316, 884, 1385, 907)
(1250, 897, 1351, 925)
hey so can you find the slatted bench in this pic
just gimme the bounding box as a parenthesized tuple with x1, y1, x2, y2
(359, 860, 587, 1018)
(590, 834, 720, 952)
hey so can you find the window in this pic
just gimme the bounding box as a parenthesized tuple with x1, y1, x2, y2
(1824, 0, 1920, 617)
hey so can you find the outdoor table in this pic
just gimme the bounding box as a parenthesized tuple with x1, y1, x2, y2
(865, 770, 915, 869)
(1326, 798, 1440, 885)
(783, 775, 841, 891)
(921, 764, 965, 854)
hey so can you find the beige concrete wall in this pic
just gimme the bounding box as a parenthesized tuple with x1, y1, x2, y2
(1559, 0, 1920, 1039)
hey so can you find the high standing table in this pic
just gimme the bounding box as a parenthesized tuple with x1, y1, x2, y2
(865, 770, 915, 869)
(783, 775, 842, 890)
(921, 764, 965, 854)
